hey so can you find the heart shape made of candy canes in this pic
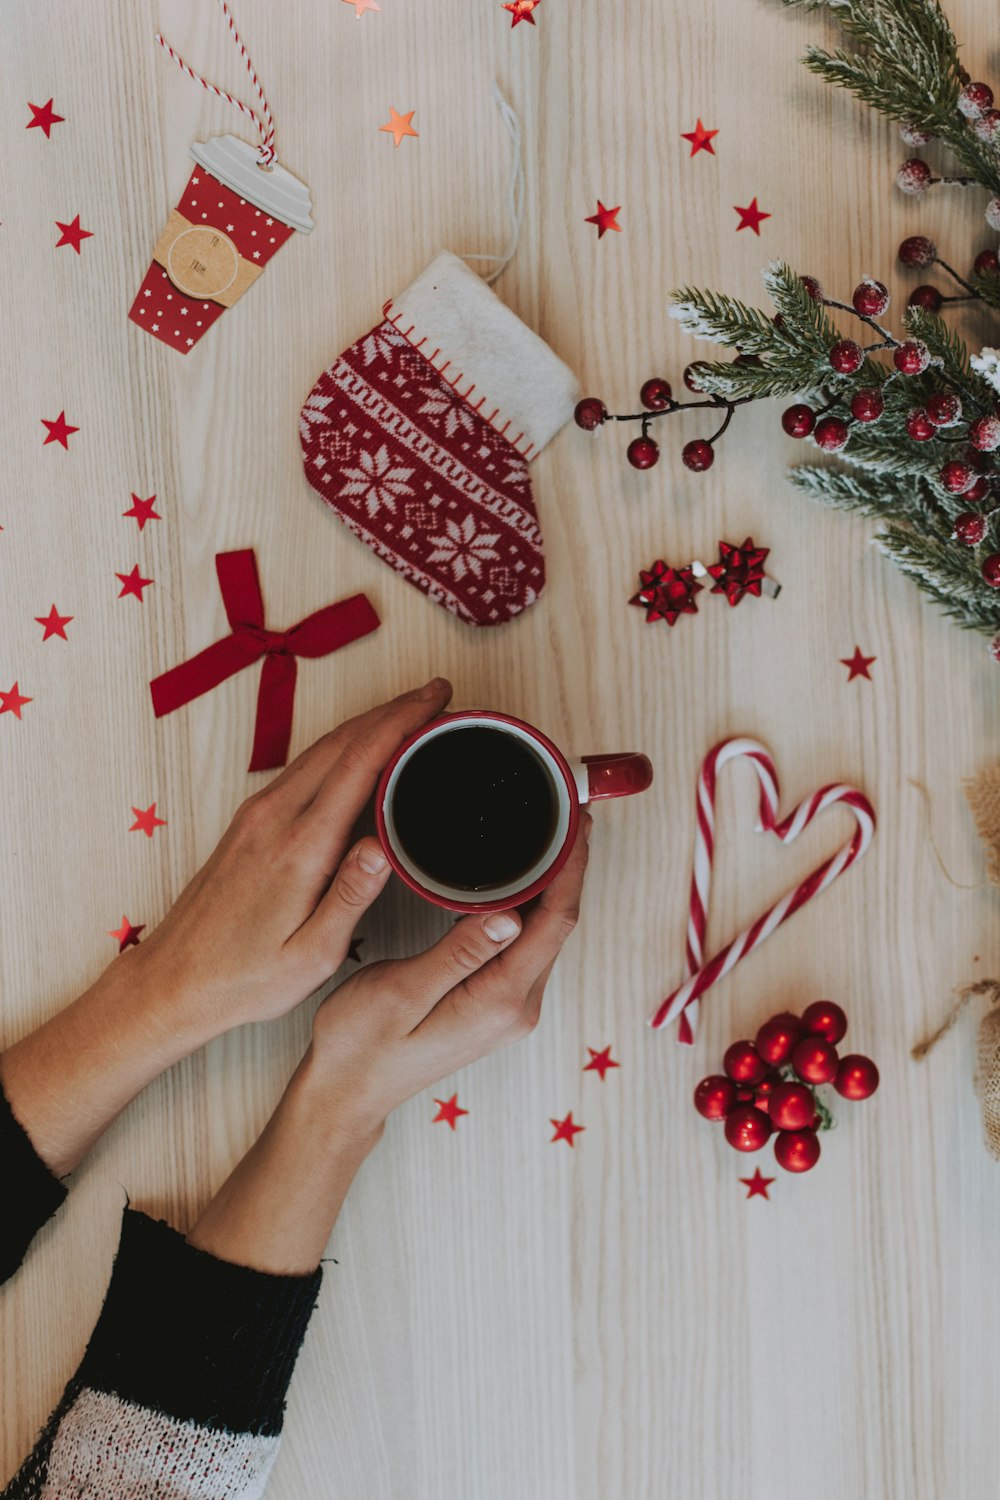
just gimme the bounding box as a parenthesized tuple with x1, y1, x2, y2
(650, 737, 876, 1042)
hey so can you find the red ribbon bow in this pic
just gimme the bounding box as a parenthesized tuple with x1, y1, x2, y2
(150, 550, 380, 771)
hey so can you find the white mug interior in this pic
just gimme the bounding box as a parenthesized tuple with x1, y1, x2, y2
(382, 715, 573, 904)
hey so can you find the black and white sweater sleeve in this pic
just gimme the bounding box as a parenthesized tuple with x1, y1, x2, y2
(0, 1076, 69, 1285)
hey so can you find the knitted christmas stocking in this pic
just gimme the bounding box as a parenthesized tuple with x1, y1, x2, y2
(299, 252, 579, 626)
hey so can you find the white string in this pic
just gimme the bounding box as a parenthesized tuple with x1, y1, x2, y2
(462, 83, 525, 285)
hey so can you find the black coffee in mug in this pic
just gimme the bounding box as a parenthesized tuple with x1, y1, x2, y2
(391, 727, 558, 890)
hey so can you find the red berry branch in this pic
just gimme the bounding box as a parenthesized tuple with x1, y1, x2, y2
(573, 364, 759, 473)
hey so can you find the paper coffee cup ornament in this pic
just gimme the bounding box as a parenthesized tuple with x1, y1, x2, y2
(130, 1, 313, 354)
(299, 251, 580, 627)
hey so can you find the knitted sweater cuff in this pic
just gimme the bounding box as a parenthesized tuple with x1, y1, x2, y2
(0, 1070, 69, 1285)
(78, 1208, 323, 1437)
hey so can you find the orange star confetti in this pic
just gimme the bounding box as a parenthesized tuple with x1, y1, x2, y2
(343, 0, 380, 13)
(0, 682, 32, 719)
(35, 605, 73, 641)
(379, 108, 418, 147)
(503, 0, 541, 25)
(123, 493, 161, 531)
(739, 1168, 774, 1199)
(681, 119, 719, 156)
(432, 1094, 469, 1129)
(585, 200, 622, 237)
(108, 916, 145, 951)
(583, 1045, 620, 1080)
(734, 197, 771, 234)
(840, 646, 876, 681)
(130, 803, 166, 838)
(54, 215, 93, 254)
(550, 1111, 585, 1146)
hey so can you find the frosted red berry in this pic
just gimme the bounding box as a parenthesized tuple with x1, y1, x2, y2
(791, 1036, 840, 1085)
(814, 416, 849, 452)
(969, 414, 1000, 451)
(959, 81, 994, 118)
(850, 388, 884, 423)
(940, 459, 975, 493)
(574, 397, 607, 431)
(986, 200, 1000, 232)
(905, 408, 936, 442)
(781, 404, 816, 438)
(724, 1105, 772, 1153)
(894, 339, 931, 374)
(833, 1054, 880, 1101)
(974, 249, 1000, 276)
(953, 512, 987, 545)
(926, 391, 962, 427)
(965, 476, 993, 504)
(694, 1075, 739, 1121)
(898, 235, 937, 267)
(974, 109, 1000, 144)
(682, 438, 714, 472)
(852, 279, 889, 317)
(627, 435, 660, 470)
(801, 1000, 848, 1044)
(683, 362, 710, 392)
(768, 1082, 815, 1133)
(800, 275, 824, 302)
(982, 553, 1000, 587)
(774, 1128, 821, 1173)
(829, 339, 864, 374)
(640, 378, 673, 411)
(896, 159, 933, 194)
(900, 123, 935, 146)
(908, 284, 942, 312)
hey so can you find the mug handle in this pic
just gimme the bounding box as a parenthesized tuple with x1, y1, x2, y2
(573, 752, 654, 803)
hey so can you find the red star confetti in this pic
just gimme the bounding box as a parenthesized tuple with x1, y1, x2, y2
(54, 215, 93, 254)
(122, 493, 162, 531)
(0, 682, 32, 719)
(26, 99, 64, 137)
(116, 566, 153, 601)
(343, 0, 380, 11)
(503, 0, 541, 24)
(841, 646, 876, 681)
(707, 538, 770, 606)
(347, 936, 364, 963)
(35, 605, 73, 641)
(740, 1168, 774, 1199)
(130, 803, 166, 838)
(108, 916, 145, 952)
(583, 1045, 620, 1080)
(432, 1094, 469, 1130)
(630, 561, 702, 625)
(585, 200, 622, 238)
(734, 197, 771, 235)
(41, 411, 79, 449)
(681, 118, 719, 156)
(550, 1112, 585, 1146)
(379, 108, 418, 147)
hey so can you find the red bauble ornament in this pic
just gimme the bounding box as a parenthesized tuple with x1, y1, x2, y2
(829, 339, 864, 374)
(905, 407, 936, 442)
(723, 1040, 768, 1086)
(969, 414, 1000, 451)
(814, 416, 849, 452)
(899, 235, 937, 267)
(975, 249, 1000, 276)
(940, 459, 975, 494)
(894, 339, 931, 374)
(800, 275, 824, 302)
(959, 81, 995, 119)
(852, 279, 889, 317)
(682, 438, 714, 472)
(800, 999, 848, 1044)
(907, 284, 943, 312)
(768, 1081, 815, 1132)
(954, 512, 987, 545)
(724, 1104, 773, 1152)
(833, 1054, 880, 1100)
(965, 476, 993, 504)
(683, 361, 710, 392)
(774, 1128, 821, 1173)
(791, 1036, 839, 1085)
(982, 553, 1000, 587)
(640, 377, 673, 411)
(755, 1011, 803, 1066)
(781, 403, 816, 438)
(850, 388, 885, 423)
(627, 435, 660, 470)
(694, 1074, 739, 1120)
(926, 391, 962, 427)
(574, 397, 607, 431)
(896, 158, 933, 195)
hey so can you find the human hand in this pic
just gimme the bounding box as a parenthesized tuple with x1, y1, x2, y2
(301, 814, 592, 1146)
(130, 678, 454, 1042)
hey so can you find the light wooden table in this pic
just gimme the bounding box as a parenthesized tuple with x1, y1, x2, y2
(3, 1, 1000, 1495)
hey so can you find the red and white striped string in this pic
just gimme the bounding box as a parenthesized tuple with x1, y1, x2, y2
(155, 0, 276, 168)
(651, 737, 876, 1039)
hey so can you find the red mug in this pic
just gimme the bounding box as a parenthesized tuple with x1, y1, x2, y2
(375, 710, 653, 913)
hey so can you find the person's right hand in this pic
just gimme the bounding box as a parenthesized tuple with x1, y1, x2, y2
(302, 814, 592, 1147)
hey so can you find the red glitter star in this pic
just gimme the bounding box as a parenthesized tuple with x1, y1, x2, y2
(41, 411, 79, 449)
(550, 1111, 585, 1146)
(585, 200, 622, 237)
(26, 99, 64, 137)
(707, 538, 770, 606)
(739, 1168, 774, 1199)
(841, 646, 876, 681)
(123, 493, 161, 531)
(583, 1045, 620, 1080)
(734, 197, 771, 234)
(432, 1094, 469, 1129)
(108, 916, 145, 952)
(116, 566, 154, 601)
(503, 0, 540, 24)
(35, 605, 73, 640)
(681, 118, 719, 156)
(54, 215, 93, 254)
(0, 682, 32, 719)
(630, 561, 702, 625)
(130, 803, 166, 838)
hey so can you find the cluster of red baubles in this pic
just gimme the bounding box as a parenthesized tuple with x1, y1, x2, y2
(693, 1001, 879, 1174)
(895, 78, 1000, 231)
(573, 365, 723, 472)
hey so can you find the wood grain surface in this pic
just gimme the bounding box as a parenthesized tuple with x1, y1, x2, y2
(3, 2, 1000, 1496)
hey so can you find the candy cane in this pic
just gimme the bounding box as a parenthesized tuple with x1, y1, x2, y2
(155, 0, 277, 168)
(651, 737, 875, 1037)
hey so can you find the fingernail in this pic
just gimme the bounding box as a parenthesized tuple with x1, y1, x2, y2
(357, 845, 388, 874)
(484, 913, 519, 942)
(419, 676, 448, 699)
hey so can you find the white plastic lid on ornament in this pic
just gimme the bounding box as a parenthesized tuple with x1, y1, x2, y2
(189, 135, 315, 233)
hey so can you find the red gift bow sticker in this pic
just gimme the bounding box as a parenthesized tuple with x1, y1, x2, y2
(150, 550, 380, 771)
